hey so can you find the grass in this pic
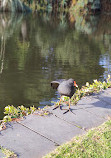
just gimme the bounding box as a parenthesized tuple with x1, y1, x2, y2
(44, 119, 111, 158)
(0, 145, 17, 158)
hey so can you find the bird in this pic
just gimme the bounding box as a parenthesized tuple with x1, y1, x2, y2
(51, 78, 78, 112)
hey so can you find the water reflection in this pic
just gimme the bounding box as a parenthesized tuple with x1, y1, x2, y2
(0, 12, 111, 119)
(99, 53, 111, 79)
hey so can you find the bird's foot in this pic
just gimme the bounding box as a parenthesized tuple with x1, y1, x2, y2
(63, 108, 76, 115)
(61, 107, 71, 114)
(63, 109, 70, 114)
(53, 105, 60, 110)
(60, 106, 71, 111)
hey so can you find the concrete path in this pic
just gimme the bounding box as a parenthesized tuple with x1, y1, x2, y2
(0, 88, 111, 158)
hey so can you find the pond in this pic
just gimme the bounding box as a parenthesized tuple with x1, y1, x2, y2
(0, 12, 111, 119)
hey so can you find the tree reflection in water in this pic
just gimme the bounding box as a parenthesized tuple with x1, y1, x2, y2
(0, 12, 111, 119)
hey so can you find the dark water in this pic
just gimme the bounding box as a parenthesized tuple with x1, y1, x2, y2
(0, 12, 111, 119)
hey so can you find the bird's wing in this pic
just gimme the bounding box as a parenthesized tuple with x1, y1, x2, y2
(51, 81, 60, 89)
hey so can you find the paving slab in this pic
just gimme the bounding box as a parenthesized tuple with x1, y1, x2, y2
(48, 89, 111, 130)
(19, 114, 84, 145)
(76, 94, 111, 119)
(48, 105, 106, 130)
(0, 122, 56, 158)
(95, 88, 111, 105)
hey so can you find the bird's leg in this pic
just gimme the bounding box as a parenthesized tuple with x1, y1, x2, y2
(58, 96, 62, 107)
(53, 96, 62, 110)
(69, 98, 71, 111)
(62, 98, 71, 114)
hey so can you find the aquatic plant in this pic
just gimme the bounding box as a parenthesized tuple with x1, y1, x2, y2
(71, 74, 111, 104)
(3, 105, 36, 122)
(0, 105, 50, 131)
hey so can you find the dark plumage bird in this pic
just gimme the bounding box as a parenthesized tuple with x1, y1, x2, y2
(51, 78, 78, 112)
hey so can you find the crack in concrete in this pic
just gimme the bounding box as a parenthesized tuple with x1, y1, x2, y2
(17, 121, 60, 146)
(51, 113, 85, 131)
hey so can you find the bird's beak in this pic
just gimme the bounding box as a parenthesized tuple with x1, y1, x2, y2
(74, 81, 78, 88)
